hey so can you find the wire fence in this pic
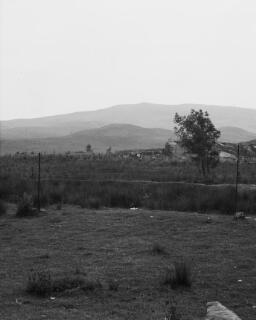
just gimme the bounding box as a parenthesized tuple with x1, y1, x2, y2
(2, 145, 256, 214)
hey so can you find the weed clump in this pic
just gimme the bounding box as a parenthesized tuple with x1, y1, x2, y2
(107, 279, 119, 291)
(26, 269, 102, 297)
(80, 197, 101, 209)
(81, 279, 102, 292)
(51, 275, 87, 293)
(165, 297, 181, 320)
(152, 242, 167, 255)
(87, 198, 101, 209)
(163, 261, 192, 289)
(26, 269, 52, 296)
(16, 193, 37, 218)
(0, 200, 7, 215)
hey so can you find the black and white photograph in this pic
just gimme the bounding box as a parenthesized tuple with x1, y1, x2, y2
(0, 1, 256, 319)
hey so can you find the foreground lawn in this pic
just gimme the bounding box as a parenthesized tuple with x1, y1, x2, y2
(0, 206, 255, 319)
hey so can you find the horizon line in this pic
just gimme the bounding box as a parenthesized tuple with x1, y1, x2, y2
(1, 102, 255, 122)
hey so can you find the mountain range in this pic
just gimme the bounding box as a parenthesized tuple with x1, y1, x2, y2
(1, 103, 256, 154)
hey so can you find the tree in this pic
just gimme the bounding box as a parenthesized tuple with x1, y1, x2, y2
(163, 142, 173, 157)
(86, 144, 92, 153)
(106, 146, 112, 154)
(174, 109, 220, 175)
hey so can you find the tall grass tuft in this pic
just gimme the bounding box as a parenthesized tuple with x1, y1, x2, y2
(152, 242, 167, 255)
(16, 193, 37, 217)
(0, 199, 7, 215)
(26, 268, 102, 297)
(163, 261, 192, 289)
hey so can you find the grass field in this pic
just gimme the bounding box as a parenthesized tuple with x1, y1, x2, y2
(2, 154, 256, 184)
(2, 155, 256, 214)
(0, 205, 255, 319)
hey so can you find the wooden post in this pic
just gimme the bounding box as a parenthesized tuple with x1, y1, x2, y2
(37, 152, 41, 212)
(234, 144, 240, 214)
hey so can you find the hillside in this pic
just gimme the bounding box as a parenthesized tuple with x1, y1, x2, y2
(2, 122, 256, 155)
(0, 124, 175, 154)
(2, 103, 256, 141)
(219, 127, 256, 143)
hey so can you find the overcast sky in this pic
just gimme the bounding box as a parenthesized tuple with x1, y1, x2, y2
(1, 0, 256, 120)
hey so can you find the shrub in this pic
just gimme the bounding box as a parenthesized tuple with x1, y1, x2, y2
(16, 193, 37, 217)
(152, 242, 166, 255)
(0, 200, 7, 215)
(26, 269, 52, 296)
(81, 279, 102, 292)
(49, 191, 62, 204)
(108, 279, 119, 291)
(51, 275, 86, 293)
(87, 198, 100, 209)
(80, 198, 101, 209)
(110, 192, 133, 208)
(26, 269, 101, 297)
(163, 261, 192, 289)
(56, 202, 62, 210)
(165, 297, 181, 320)
(33, 193, 49, 208)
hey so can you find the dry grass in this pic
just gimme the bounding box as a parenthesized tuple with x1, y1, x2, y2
(163, 261, 192, 289)
(0, 199, 7, 215)
(0, 205, 255, 319)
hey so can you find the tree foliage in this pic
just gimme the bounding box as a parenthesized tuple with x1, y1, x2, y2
(86, 144, 92, 153)
(174, 109, 220, 175)
(163, 142, 173, 157)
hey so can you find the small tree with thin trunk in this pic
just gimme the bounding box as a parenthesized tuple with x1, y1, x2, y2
(174, 109, 220, 176)
(86, 144, 92, 153)
(163, 142, 173, 157)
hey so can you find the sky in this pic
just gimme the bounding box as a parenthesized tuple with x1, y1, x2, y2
(1, 0, 256, 120)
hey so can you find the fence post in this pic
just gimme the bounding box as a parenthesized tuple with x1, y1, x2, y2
(234, 144, 240, 214)
(37, 152, 41, 212)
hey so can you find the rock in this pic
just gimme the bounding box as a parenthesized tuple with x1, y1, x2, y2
(205, 301, 241, 320)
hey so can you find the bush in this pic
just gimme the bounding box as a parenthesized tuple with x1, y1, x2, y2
(152, 242, 166, 255)
(110, 192, 133, 208)
(0, 200, 7, 215)
(165, 297, 181, 320)
(108, 279, 119, 291)
(51, 275, 86, 293)
(163, 261, 192, 289)
(16, 193, 37, 217)
(26, 269, 52, 296)
(87, 198, 101, 209)
(26, 269, 102, 297)
(79, 197, 100, 209)
(81, 279, 102, 292)
(49, 191, 62, 204)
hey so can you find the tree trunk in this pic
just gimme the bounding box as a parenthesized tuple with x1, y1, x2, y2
(201, 158, 206, 176)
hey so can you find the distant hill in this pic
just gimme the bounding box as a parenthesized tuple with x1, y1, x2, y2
(0, 124, 175, 154)
(219, 127, 256, 143)
(1, 122, 256, 155)
(2, 103, 256, 141)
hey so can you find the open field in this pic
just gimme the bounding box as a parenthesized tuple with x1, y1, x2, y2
(2, 155, 256, 184)
(2, 155, 256, 214)
(0, 205, 255, 319)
